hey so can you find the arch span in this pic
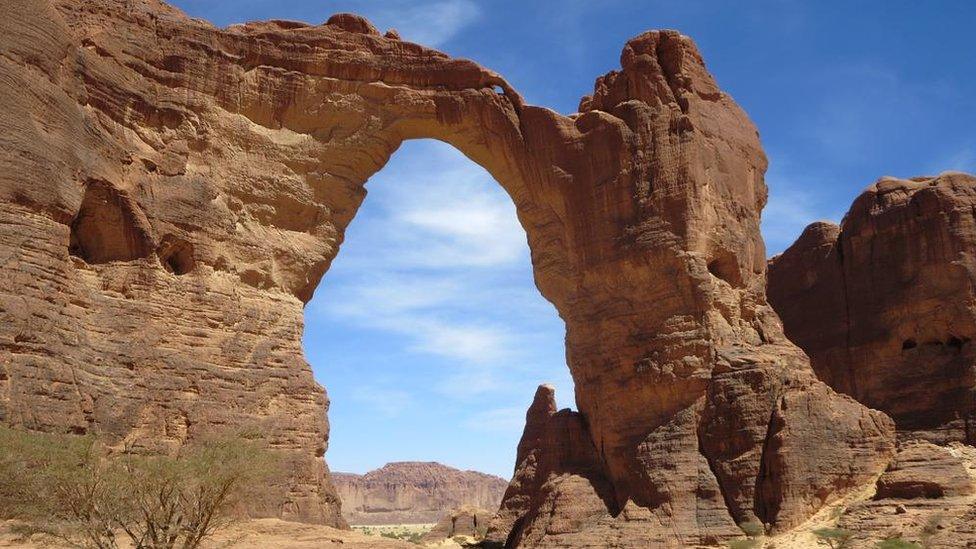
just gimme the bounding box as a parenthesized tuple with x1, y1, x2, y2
(0, 1, 895, 544)
(304, 137, 572, 485)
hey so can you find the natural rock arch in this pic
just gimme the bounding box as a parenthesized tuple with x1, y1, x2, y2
(1, 0, 896, 545)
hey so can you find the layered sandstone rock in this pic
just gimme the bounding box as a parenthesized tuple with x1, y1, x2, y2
(484, 385, 617, 548)
(833, 443, 976, 548)
(333, 462, 506, 525)
(0, 0, 897, 544)
(768, 173, 976, 444)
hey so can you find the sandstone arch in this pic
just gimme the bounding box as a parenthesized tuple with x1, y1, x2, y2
(0, 0, 898, 545)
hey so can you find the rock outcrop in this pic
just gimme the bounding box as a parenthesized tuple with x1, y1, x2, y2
(768, 173, 976, 444)
(421, 505, 493, 543)
(0, 0, 898, 544)
(485, 385, 616, 548)
(875, 441, 975, 500)
(834, 442, 976, 548)
(333, 463, 506, 525)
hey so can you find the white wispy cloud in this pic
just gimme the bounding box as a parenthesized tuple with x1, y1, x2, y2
(464, 406, 527, 433)
(435, 368, 505, 398)
(761, 152, 845, 255)
(361, 0, 480, 47)
(393, 196, 526, 268)
(311, 140, 564, 390)
(350, 385, 414, 417)
(798, 62, 958, 166)
(362, 146, 528, 270)
(408, 320, 509, 363)
(762, 188, 827, 255)
(324, 273, 521, 364)
(931, 145, 976, 174)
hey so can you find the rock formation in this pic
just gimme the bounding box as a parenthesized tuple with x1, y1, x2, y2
(484, 385, 617, 547)
(332, 462, 506, 525)
(768, 173, 976, 444)
(875, 441, 975, 500)
(835, 442, 976, 548)
(0, 0, 899, 545)
(421, 505, 493, 543)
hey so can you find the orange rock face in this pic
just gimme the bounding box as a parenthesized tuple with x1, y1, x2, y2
(0, 0, 897, 543)
(485, 385, 616, 547)
(768, 173, 976, 444)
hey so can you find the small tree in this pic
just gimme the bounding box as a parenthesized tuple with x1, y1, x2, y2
(111, 434, 278, 548)
(0, 426, 119, 548)
(0, 425, 278, 549)
(813, 527, 854, 548)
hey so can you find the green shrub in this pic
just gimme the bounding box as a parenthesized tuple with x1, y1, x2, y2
(813, 527, 854, 548)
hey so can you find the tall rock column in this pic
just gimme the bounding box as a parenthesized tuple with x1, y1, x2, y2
(489, 32, 898, 546)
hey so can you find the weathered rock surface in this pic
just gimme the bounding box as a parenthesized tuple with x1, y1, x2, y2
(768, 173, 976, 444)
(485, 385, 617, 548)
(333, 462, 506, 525)
(0, 0, 897, 544)
(421, 505, 493, 543)
(833, 443, 976, 548)
(875, 441, 975, 500)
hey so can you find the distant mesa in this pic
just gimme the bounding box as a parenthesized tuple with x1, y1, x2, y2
(333, 462, 507, 525)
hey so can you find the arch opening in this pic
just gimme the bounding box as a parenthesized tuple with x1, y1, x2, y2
(301, 139, 573, 492)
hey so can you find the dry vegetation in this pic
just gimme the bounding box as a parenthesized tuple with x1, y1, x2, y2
(0, 426, 277, 549)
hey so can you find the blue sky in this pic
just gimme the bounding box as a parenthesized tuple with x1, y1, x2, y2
(169, 0, 976, 477)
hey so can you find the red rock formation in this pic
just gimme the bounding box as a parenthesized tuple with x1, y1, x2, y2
(0, 0, 897, 543)
(332, 462, 506, 525)
(485, 385, 617, 548)
(768, 173, 976, 444)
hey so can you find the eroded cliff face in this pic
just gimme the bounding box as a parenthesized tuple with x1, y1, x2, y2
(0, 0, 897, 544)
(768, 173, 976, 445)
